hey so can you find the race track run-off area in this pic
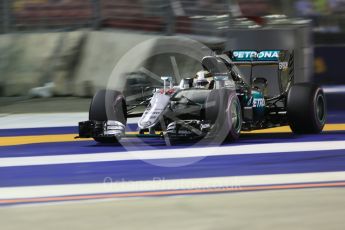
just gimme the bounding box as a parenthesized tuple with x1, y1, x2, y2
(0, 109, 345, 206)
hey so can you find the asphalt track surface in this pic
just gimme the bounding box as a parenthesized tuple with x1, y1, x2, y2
(0, 110, 344, 203)
(1, 188, 344, 230)
(0, 94, 344, 229)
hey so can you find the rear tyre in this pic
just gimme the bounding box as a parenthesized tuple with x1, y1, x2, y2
(287, 83, 326, 134)
(89, 89, 127, 143)
(205, 89, 242, 143)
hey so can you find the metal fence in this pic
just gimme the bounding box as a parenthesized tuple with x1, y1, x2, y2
(0, 0, 9, 33)
(8, 0, 95, 31)
(0, 0, 232, 36)
(0, 0, 345, 36)
(100, 0, 171, 34)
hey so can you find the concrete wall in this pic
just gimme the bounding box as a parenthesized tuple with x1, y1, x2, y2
(0, 31, 86, 96)
(2, 28, 314, 98)
(0, 30, 216, 97)
(73, 32, 218, 97)
(0, 30, 160, 97)
(72, 31, 159, 97)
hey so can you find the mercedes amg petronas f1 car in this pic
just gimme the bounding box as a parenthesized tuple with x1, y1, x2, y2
(78, 50, 327, 144)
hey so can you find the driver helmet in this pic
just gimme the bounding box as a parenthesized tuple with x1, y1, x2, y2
(195, 71, 210, 88)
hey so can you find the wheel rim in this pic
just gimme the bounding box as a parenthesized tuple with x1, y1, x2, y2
(316, 94, 326, 124)
(231, 100, 241, 133)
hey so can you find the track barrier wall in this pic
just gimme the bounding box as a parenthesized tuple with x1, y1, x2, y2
(0, 29, 343, 97)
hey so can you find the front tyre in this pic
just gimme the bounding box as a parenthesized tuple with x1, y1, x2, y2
(287, 83, 327, 134)
(89, 89, 127, 144)
(205, 89, 242, 142)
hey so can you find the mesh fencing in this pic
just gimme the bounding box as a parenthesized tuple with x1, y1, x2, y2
(0, 0, 344, 36)
(3, 0, 232, 36)
(0, 0, 6, 33)
(11, 0, 95, 31)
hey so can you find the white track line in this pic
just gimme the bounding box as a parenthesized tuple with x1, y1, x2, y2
(0, 171, 344, 200)
(323, 85, 345, 94)
(1, 141, 345, 168)
(0, 113, 140, 129)
(0, 113, 88, 129)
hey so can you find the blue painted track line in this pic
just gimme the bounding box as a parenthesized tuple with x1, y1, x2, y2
(0, 131, 345, 158)
(0, 109, 344, 190)
(0, 126, 78, 137)
(327, 111, 345, 124)
(0, 111, 343, 138)
(1, 149, 345, 187)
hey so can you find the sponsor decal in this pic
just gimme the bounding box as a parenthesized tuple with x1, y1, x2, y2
(248, 97, 266, 108)
(279, 62, 288, 70)
(253, 98, 265, 108)
(232, 50, 281, 61)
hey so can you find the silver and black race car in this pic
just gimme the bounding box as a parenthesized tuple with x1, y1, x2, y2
(78, 50, 327, 144)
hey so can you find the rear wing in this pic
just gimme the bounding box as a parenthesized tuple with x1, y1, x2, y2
(225, 50, 295, 96)
(226, 50, 293, 68)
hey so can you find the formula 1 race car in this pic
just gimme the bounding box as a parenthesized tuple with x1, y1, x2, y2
(78, 50, 327, 144)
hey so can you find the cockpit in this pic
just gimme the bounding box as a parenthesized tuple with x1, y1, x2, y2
(201, 56, 244, 82)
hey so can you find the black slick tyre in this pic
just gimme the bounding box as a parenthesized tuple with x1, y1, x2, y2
(287, 83, 326, 134)
(205, 88, 242, 143)
(89, 89, 127, 143)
